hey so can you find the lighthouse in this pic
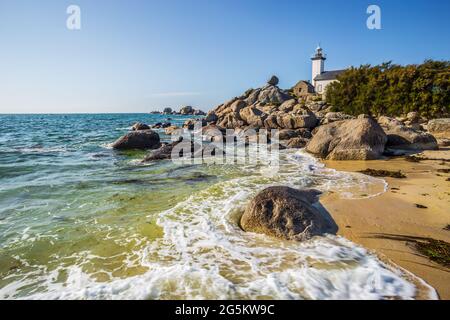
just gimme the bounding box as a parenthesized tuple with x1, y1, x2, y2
(311, 45, 326, 86)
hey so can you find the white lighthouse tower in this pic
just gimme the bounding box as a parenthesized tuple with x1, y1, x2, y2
(311, 45, 326, 86)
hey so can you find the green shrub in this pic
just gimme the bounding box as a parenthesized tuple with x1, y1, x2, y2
(325, 60, 450, 118)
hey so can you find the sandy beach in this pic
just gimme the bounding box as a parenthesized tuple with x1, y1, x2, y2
(321, 149, 450, 299)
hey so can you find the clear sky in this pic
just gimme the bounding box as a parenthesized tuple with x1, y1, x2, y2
(0, 0, 449, 113)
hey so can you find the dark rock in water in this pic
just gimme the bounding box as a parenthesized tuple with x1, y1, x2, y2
(163, 107, 173, 114)
(161, 122, 171, 128)
(306, 118, 387, 160)
(180, 106, 194, 115)
(132, 122, 151, 131)
(240, 186, 332, 241)
(143, 141, 180, 161)
(358, 169, 406, 179)
(267, 75, 279, 86)
(111, 130, 160, 150)
(142, 138, 225, 162)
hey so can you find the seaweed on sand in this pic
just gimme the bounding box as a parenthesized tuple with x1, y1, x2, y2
(358, 169, 407, 179)
(369, 234, 450, 268)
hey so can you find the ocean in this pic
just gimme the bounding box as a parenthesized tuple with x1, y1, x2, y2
(0, 114, 434, 299)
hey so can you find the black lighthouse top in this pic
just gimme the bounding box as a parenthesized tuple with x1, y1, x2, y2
(311, 46, 327, 61)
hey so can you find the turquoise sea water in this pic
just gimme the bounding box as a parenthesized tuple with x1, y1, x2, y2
(0, 114, 435, 299)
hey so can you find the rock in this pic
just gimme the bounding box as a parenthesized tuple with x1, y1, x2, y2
(111, 130, 161, 150)
(276, 111, 317, 129)
(428, 118, 450, 139)
(143, 138, 225, 162)
(276, 129, 300, 140)
(267, 75, 279, 86)
(205, 111, 219, 123)
(437, 138, 450, 147)
(163, 107, 173, 114)
(240, 186, 331, 241)
(161, 122, 171, 128)
(321, 112, 354, 124)
(202, 124, 226, 141)
(258, 86, 292, 105)
(245, 88, 262, 106)
(180, 106, 194, 115)
(380, 116, 438, 150)
(230, 100, 247, 113)
(386, 126, 438, 150)
(407, 112, 420, 123)
(132, 122, 151, 131)
(183, 119, 207, 130)
(164, 125, 181, 135)
(193, 109, 206, 116)
(239, 107, 267, 127)
(217, 113, 245, 129)
(143, 141, 180, 161)
(284, 137, 309, 149)
(279, 99, 297, 112)
(306, 118, 387, 160)
(264, 114, 281, 129)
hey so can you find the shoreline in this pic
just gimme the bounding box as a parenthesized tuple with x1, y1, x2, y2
(320, 149, 450, 299)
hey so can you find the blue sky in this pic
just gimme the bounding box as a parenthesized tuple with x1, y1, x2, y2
(0, 0, 449, 113)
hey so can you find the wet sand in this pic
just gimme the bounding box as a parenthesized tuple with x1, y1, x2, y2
(321, 149, 450, 300)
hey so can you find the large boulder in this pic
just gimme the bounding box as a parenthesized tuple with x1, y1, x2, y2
(428, 118, 450, 139)
(240, 187, 331, 241)
(379, 116, 438, 150)
(111, 130, 161, 150)
(306, 118, 387, 160)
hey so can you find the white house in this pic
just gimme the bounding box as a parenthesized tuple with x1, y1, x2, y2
(311, 46, 345, 95)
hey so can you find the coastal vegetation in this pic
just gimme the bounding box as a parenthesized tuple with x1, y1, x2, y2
(325, 60, 450, 118)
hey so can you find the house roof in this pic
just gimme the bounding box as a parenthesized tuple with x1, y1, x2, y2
(314, 69, 346, 81)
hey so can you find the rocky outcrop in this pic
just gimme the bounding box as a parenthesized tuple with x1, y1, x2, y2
(379, 116, 438, 150)
(163, 107, 173, 114)
(306, 117, 387, 160)
(111, 130, 161, 150)
(428, 118, 450, 139)
(240, 186, 331, 241)
(204, 76, 323, 135)
(180, 106, 194, 115)
(179, 106, 206, 116)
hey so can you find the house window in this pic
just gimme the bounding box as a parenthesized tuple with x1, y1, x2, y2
(317, 84, 322, 92)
